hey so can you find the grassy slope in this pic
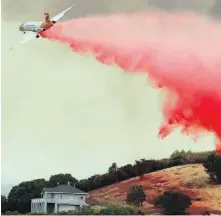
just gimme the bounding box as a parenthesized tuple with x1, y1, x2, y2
(87, 164, 221, 214)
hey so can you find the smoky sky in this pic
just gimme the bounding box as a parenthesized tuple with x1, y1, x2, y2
(2, 0, 221, 21)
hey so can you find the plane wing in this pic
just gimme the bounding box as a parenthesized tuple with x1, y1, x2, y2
(51, 4, 76, 22)
(9, 31, 37, 50)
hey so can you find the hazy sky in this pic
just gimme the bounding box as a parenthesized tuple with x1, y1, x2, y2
(1, 0, 219, 187)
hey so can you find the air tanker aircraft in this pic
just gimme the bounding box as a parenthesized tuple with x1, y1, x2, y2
(10, 4, 75, 50)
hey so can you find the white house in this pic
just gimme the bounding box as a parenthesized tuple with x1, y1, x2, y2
(31, 184, 88, 214)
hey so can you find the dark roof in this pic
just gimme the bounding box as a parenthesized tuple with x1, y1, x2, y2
(43, 185, 86, 194)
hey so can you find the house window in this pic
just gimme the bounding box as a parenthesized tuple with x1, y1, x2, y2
(49, 194, 54, 198)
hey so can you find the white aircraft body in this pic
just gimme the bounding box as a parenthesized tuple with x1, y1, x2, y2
(10, 4, 75, 50)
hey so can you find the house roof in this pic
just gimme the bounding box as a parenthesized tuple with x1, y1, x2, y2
(43, 185, 86, 194)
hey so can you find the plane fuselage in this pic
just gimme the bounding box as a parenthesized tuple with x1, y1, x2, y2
(19, 21, 55, 34)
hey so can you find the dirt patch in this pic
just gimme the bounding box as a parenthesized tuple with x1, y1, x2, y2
(87, 164, 221, 214)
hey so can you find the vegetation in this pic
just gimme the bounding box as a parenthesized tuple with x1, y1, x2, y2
(100, 205, 138, 215)
(4, 210, 20, 215)
(58, 206, 96, 215)
(1, 196, 9, 214)
(203, 152, 221, 184)
(25, 206, 137, 215)
(1, 150, 218, 214)
(126, 185, 146, 206)
(6, 179, 47, 214)
(154, 191, 192, 215)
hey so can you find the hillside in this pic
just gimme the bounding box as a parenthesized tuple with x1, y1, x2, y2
(87, 164, 221, 214)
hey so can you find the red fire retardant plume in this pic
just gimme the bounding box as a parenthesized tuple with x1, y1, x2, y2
(42, 10, 221, 154)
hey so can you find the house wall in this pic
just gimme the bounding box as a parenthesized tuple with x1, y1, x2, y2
(58, 204, 79, 212)
(43, 192, 86, 202)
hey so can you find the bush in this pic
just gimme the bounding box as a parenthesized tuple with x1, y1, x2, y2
(57, 206, 96, 215)
(169, 150, 189, 166)
(126, 185, 146, 206)
(154, 191, 192, 215)
(170, 150, 187, 160)
(99, 205, 138, 215)
(169, 150, 213, 165)
(57, 211, 69, 215)
(4, 210, 20, 215)
(202, 210, 210, 215)
(203, 152, 221, 184)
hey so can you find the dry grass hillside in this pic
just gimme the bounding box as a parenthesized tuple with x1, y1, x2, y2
(87, 164, 221, 214)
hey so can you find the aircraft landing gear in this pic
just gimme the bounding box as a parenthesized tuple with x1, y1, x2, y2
(36, 35, 40, 38)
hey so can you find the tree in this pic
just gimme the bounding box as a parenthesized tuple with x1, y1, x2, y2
(1, 195, 9, 213)
(120, 164, 136, 178)
(48, 173, 78, 187)
(108, 162, 119, 183)
(154, 191, 192, 215)
(84, 175, 103, 191)
(169, 150, 188, 166)
(7, 179, 47, 213)
(126, 185, 146, 206)
(203, 152, 221, 184)
(108, 163, 118, 173)
(16, 193, 34, 214)
(133, 159, 162, 178)
(170, 150, 187, 160)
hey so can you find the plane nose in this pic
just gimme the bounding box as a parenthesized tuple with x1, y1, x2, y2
(19, 23, 24, 31)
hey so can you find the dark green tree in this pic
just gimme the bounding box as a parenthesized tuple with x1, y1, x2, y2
(120, 164, 136, 178)
(154, 191, 192, 215)
(203, 152, 221, 184)
(48, 173, 78, 187)
(169, 150, 188, 166)
(84, 175, 102, 191)
(170, 150, 187, 160)
(133, 159, 162, 178)
(7, 179, 47, 213)
(108, 162, 118, 173)
(108, 162, 119, 183)
(1, 195, 9, 213)
(126, 185, 146, 207)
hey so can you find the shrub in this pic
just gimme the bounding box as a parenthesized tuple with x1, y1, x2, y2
(5, 210, 19, 215)
(202, 210, 210, 215)
(126, 185, 146, 206)
(169, 150, 213, 165)
(99, 205, 138, 215)
(57, 211, 69, 215)
(170, 150, 187, 160)
(169, 150, 188, 166)
(203, 152, 221, 184)
(154, 191, 192, 215)
(57, 206, 96, 215)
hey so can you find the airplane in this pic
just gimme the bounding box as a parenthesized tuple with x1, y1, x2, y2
(9, 4, 76, 50)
